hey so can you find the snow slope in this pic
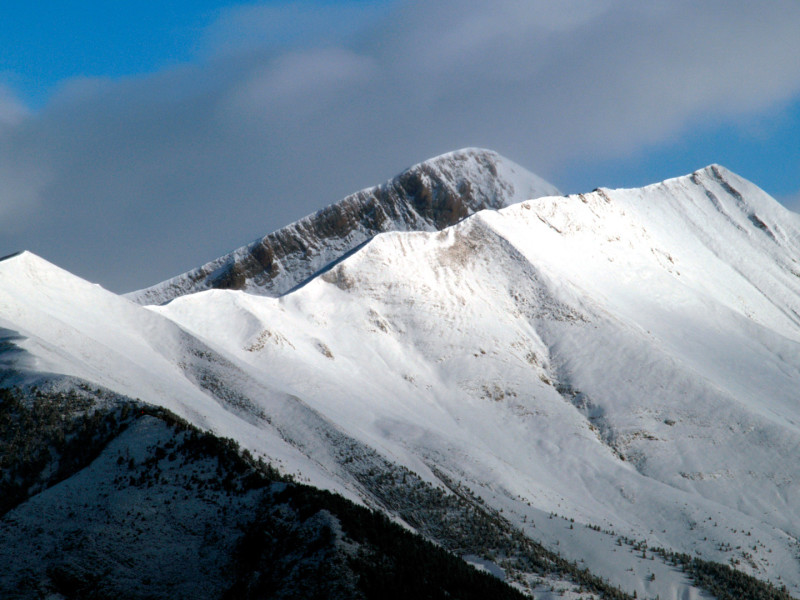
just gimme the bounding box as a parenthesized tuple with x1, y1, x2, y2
(153, 164, 800, 593)
(3, 158, 800, 597)
(0, 251, 362, 500)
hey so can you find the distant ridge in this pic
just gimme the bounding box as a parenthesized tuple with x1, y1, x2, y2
(128, 148, 559, 305)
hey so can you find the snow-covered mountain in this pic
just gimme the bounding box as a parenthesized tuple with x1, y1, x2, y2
(129, 148, 559, 305)
(2, 152, 800, 599)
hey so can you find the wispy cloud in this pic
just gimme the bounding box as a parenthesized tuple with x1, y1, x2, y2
(2, 0, 800, 291)
(199, 1, 393, 57)
(0, 84, 28, 127)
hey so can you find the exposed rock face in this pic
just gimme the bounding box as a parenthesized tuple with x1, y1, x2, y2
(129, 148, 559, 305)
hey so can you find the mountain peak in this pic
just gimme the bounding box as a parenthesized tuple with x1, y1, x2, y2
(691, 163, 743, 189)
(0, 250, 63, 277)
(0, 250, 25, 263)
(407, 147, 560, 208)
(129, 149, 559, 305)
(0, 250, 114, 314)
(681, 163, 794, 221)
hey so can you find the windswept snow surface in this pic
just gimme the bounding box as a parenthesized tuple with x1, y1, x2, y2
(4, 161, 800, 596)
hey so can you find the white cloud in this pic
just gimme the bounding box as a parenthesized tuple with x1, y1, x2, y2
(2, 0, 800, 290)
(199, 1, 393, 58)
(0, 84, 28, 127)
(223, 48, 377, 119)
(0, 84, 48, 228)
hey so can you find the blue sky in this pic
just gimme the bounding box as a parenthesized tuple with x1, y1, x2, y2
(0, 2, 395, 106)
(1, 1, 799, 291)
(1, 3, 214, 106)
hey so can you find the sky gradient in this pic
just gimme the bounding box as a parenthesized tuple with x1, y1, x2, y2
(1, 1, 799, 292)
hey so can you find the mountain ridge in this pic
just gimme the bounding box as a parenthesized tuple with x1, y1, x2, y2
(128, 148, 560, 305)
